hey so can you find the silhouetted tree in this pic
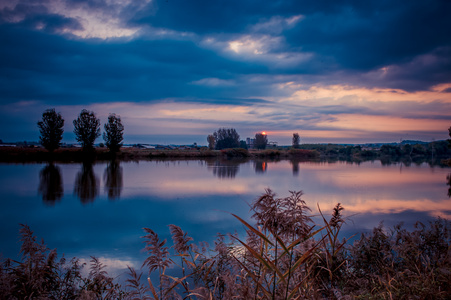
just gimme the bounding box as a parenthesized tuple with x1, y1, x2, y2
(73, 109, 100, 151)
(239, 140, 248, 149)
(37, 109, 64, 152)
(207, 134, 215, 150)
(448, 126, 451, 148)
(103, 113, 124, 152)
(292, 133, 300, 149)
(38, 163, 63, 205)
(213, 128, 240, 150)
(254, 133, 268, 150)
(104, 160, 123, 200)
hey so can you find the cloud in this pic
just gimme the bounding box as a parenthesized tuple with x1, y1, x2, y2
(191, 77, 235, 87)
(250, 15, 304, 35)
(0, 0, 152, 38)
(1, 0, 450, 144)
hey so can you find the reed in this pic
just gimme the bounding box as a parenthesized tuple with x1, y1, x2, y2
(1, 190, 450, 299)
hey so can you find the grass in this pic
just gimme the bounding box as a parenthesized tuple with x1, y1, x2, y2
(1, 189, 450, 299)
(0, 146, 320, 162)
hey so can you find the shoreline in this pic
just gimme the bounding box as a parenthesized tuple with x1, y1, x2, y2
(0, 146, 320, 162)
(0, 146, 449, 166)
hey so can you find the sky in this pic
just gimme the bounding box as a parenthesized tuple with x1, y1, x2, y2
(0, 0, 450, 145)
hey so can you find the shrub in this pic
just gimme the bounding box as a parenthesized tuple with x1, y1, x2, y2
(289, 149, 320, 158)
(1, 190, 450, 299)
(220, 148, 250, 158)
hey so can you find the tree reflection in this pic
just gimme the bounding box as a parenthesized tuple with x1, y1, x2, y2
(74, 161, 99, 204)
(104, 160, 123, 200)
(207, 159, 242, 178)
(254, 160, 268, 173)
(38, 163, 63, 205)
(291, 160, 300, 176)
(447, 173, 451, 198)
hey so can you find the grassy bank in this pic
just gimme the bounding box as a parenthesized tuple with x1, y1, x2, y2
(0, 146, 320, 162)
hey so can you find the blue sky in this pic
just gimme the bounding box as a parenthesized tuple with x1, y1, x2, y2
(0, 0, 450, 145)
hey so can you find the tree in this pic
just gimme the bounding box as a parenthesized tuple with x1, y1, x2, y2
(292, 133, 300, 149)
(73, 109, 100, 151)
(213, 128, 240, 150)
(254, 132, 268, 150)
(103, 113, 124, 152)
(448, 126, 451, 148)
(207, 134, 216, 150)
(37, 108, 64, 152)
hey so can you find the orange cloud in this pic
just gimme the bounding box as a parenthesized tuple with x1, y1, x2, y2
(316, 114, 449, 133)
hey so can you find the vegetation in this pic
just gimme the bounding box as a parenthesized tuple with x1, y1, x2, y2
(449, 126, 451, 148)
(73, 109, 101, 151)
(1, 189, 450, 299)
(213, 128, 240, 150)
(103, 113, 124, 153)
(239, 140, 248, 149)
(220, 148, 250, 158)
(255, 133, 268, 150)
(299, 141, 451, 160)
(292, 133, 300, 149)
(207, 134, 215, 150)
(37, 109, 64, 152)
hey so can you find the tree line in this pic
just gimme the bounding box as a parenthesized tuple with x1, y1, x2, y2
(37, 109, 124, 152)
(207, 128, 301, 150)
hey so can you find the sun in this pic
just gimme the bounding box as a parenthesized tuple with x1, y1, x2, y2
(261, 131, 267, 135)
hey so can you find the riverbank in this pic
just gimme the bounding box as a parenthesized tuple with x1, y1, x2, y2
(0, 146, 321, 162)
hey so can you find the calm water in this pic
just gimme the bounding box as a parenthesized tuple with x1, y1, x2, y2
(0, 158, 450, 277)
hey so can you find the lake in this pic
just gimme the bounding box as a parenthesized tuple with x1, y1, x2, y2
(0, 158, 450, 278)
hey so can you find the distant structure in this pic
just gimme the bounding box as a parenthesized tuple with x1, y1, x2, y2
(246, 136, 277, 149)
(246, 137, 255, 149)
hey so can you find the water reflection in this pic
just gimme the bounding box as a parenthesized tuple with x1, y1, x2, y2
(291, 159, 300, 176)
(38, 163, 63, 205)
(447, 174, 451, 198)
(74, 161, 99, 204)
(207, 159, 242, 178)
(2, 158, 451, 277)
(254, 160, 268, 173)
(104, 160, 123, 200)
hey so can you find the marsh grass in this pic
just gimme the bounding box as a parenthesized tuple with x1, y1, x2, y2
(1, 190, 450, 299)
(0, 146, 321, 162)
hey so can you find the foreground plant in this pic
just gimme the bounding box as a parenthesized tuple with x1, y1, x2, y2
(1, 189, 450, 299)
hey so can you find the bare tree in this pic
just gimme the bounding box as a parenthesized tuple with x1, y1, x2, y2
(207, 134, 216, 150)
(37, 109, 64, 152)
(103, 113, 124, 152)
(292, 133, 300, 149)
(73, 109, 100, 151)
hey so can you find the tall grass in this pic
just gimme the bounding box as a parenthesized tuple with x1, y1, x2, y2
(1, 190, 450, 299)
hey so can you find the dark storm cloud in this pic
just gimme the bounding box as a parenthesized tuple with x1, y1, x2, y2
(0, 23, 269, 105)
(282, 0, 451, 89)
(1, 0, 450, 105)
